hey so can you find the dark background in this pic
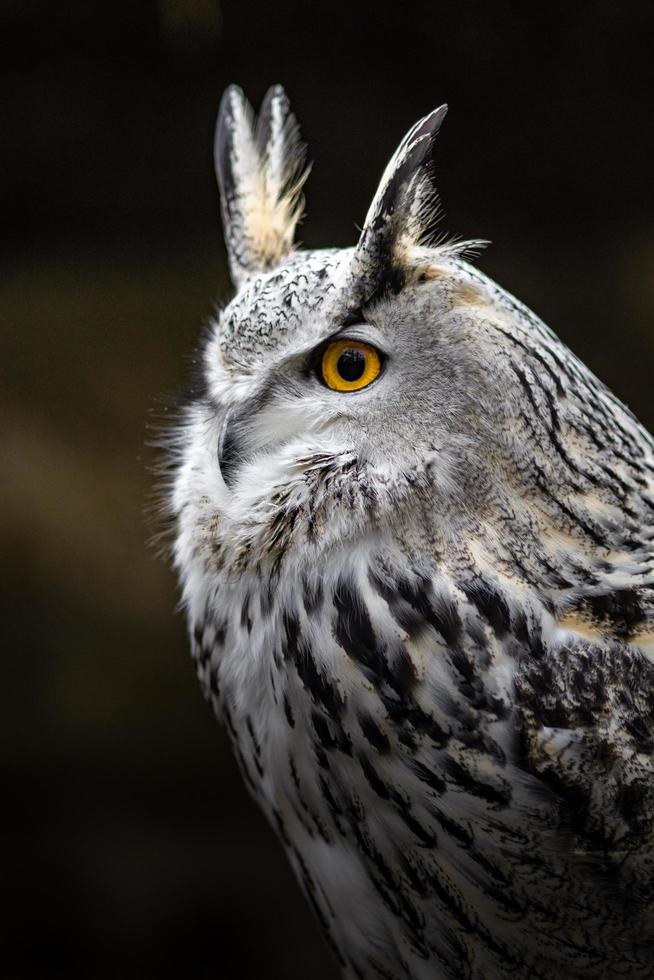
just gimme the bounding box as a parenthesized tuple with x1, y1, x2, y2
(4, 2, 653, 978)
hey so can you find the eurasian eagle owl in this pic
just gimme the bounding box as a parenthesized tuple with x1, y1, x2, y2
(171, 85, 654, 979)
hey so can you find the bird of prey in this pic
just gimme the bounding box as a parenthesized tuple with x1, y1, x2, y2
(170, 84, 654, 979)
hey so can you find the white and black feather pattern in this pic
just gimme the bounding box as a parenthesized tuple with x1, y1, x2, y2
(215, 84, 309, 285)
(360, 105, 448, 251)
(170, 85, 654, 979)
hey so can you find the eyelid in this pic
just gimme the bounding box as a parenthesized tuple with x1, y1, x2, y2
(323, 323, 386, 352)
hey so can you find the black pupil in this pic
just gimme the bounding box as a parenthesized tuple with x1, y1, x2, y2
(337, 348, 366, 382)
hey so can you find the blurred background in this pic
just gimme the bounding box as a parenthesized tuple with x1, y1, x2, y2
(3, 2, 653, 978)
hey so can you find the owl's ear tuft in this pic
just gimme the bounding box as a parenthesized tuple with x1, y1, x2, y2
(352, 105, 448, 296)
(215, 84, 310, 287)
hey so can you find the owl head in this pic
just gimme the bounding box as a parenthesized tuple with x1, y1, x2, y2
(173, 84, 625, 577)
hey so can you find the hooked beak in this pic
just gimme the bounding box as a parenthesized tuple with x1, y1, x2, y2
(217, 406, 241, 489)
(216, 387, 327, 488)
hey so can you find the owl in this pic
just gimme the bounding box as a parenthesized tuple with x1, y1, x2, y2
(171, 85, 654, 979)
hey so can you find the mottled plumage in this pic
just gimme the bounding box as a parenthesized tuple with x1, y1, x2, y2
(170, 85, 654, 979)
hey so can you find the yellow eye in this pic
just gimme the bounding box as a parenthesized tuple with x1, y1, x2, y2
(320, 339, 382, 392)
